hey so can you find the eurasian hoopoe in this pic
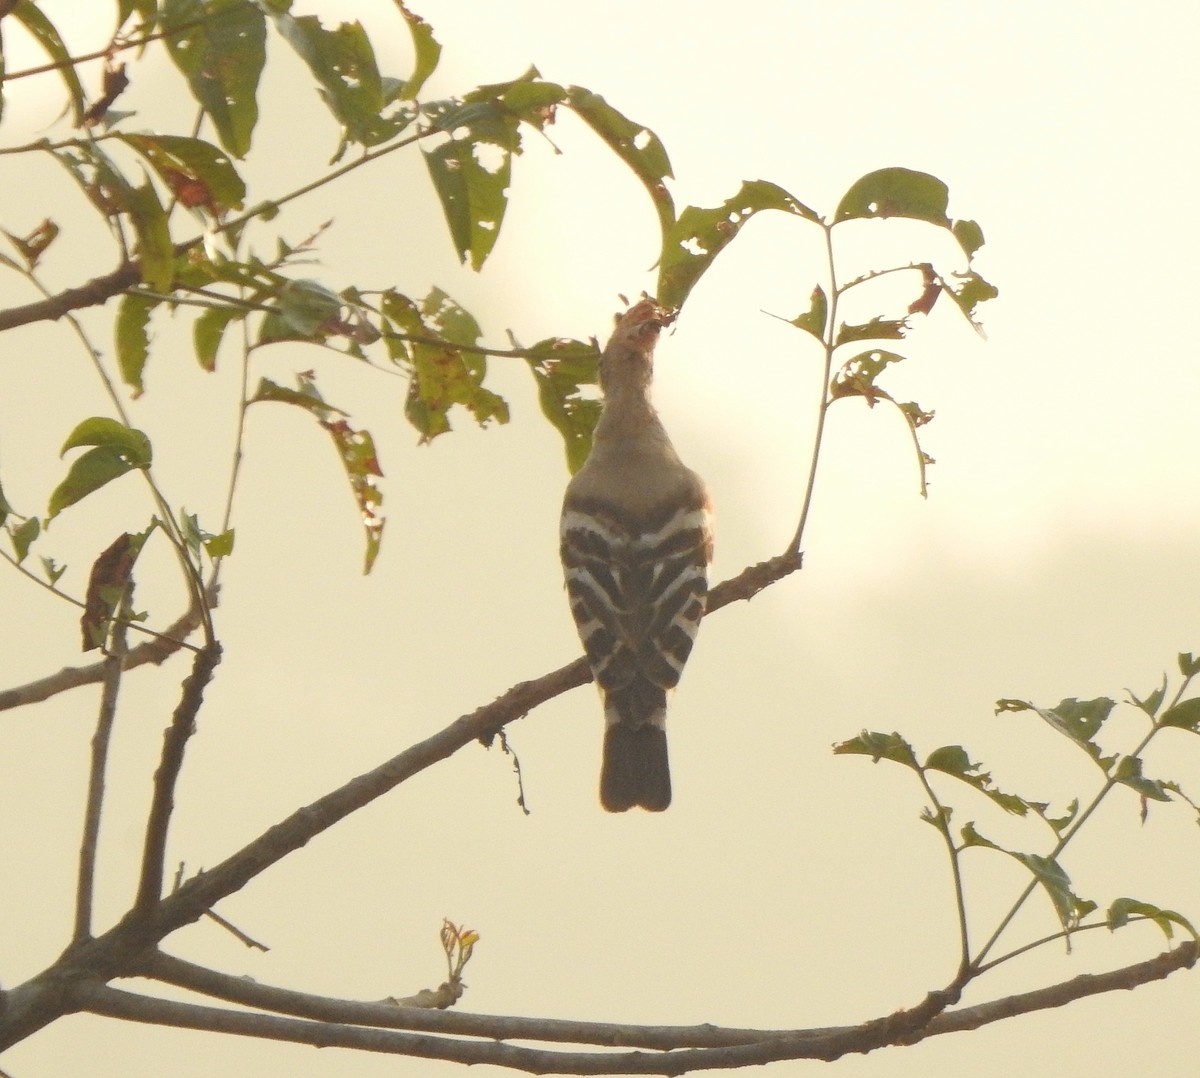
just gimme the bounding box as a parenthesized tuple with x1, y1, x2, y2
(560, 298, 713, 811)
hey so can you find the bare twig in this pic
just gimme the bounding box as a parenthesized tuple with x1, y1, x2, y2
(74, 611, 130, 943)
(134, 644, 223, 914)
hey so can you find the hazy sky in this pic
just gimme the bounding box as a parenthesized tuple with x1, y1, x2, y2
(2, 2, 1199, 1076)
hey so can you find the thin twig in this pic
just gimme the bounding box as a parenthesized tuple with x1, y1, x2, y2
(134, 644, 223, 914)
(74, 609, 130, 942)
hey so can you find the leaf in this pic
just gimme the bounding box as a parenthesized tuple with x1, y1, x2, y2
(1111, 755, 1173, 803)
(395, 0, 441, 99)
(11, 517, 40, 562)
(49, 418, 153, 520)
(125, 179, 174, 291)
(1160, 697, 1200, 733)
(829, 349, 906, 403)
(2, 219, 60, 269)
(657, 180, 819, 310)
(1128, 674, 1167, 719)
(1107, 897, 1199, 942)
(259, 278, 343, 342)
(1179, 651, 1200, 678)
(835, 317, 908, 347)
(944, 270, 998, 334)
(1002, 696, 1118, 771)
(380, 288, 509, 441)
(789, 286, 828, 343)
(115, 293, 159, 397)
(522, 337, 602, 473)
(268, 9, 399, 150)
(565, 86, 675, 244)
(180, 509, 235, 561)
(162, 0, 267, 158)
(833, 730, 919, 769)
(923, 745, 1031, 816)
(193, 306, 243, 372)
(11, 1, 87, 124)
(952, 218, 986, 260)
(423, 134, 511, 270)
(249, 374, 384, 573)
(834, 167, 950, 226)
(80, 530, 149, 651)
(0, 479, 11, 528)
(41, 556, 66, 586)
(960, 824, 1092, 937)
(119, 133, 247, 214)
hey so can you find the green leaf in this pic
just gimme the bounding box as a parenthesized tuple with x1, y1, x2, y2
(380, 288, 509, 441)
(0, 476, 12, 528)
(565, 86, 675, 244)
(789, 286, 828, 343)
(163, 0, 266, 158)
(1160, 697, 1200, 733)
(829, 349, 906, 402)
(11, 1, 87, 124)
(49, 419, 153, 519)
(119, 133, 247, 213)
(1107, 898, 1199, 942)
(1004, 696, 1118, 771)
(60, 417, 153, 464)
(125, 179, 174, 292)
(396, 0, 441, 99)
(268, 9, 398, 149)
(422, 135, 511, 270)
(833, 730, 919, 769)
(49, 448, 143, 520)
(180, 509, 235, 561)
(952, 218, 985, 260)
(944, 270, 998, 334)
(1128, 674, 1167, 719)
(960, 824, 1092, 937)
(193, 306, 243, 372)
(41, 556, 66, 586)
(656, 180, 819, 310)
(522, 337, 602, 473)
(835, 317, 908, 347)
(923, 745, 1031, 816)
(249, 374, 384, 573)
(115, 294, 159, 397)
(834, 167, 950, 226)
(1179, 651, 1200, 678)
(11, 516, 40, 562)
(1112, 755, 1173, 803)
(204, 528, 236, 558)
(259, 278, 343, 343)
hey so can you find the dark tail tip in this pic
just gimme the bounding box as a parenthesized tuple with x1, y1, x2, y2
(600, 725, 671, 812)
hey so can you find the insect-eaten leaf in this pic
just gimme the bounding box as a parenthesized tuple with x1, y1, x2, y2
(179, 509, 234, 561)
(833, 730, 919, 769)
(1160, 696, 1200, 733)
(249, 373, 384, 573)
(521, 336, 602, 473)
(80, 528, 152, 652)
(380, 288, 510, 443)
(422, 134, 511, 270)
(396, 1, 441, 99)
(959, 823, 1095, 940)
(1111, 755, 1173, 805)
(1107, 897, 1199, 942)
(10, 516, 40, 562)
(162, 0, 266, 158)
(657, 179, 819, 311)
(120, 132, 247, 215)
(49, 418, 153, 520)
(1002, 696, 1118, 771)
(115, 293, 159, 397)
(2, 219, 60, 269)
(834, 167, 950, 226)
(923, 744, 1031, 817)
(789, 285, 828, 343)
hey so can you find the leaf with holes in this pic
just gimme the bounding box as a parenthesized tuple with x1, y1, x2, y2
(835, 167, 950, 226)
(522, 337, 601, 473)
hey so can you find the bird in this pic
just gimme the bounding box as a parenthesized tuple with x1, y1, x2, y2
(560, 298, 713, 811)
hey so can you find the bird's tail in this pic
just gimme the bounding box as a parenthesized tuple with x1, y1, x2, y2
(600, 724, 671, 812)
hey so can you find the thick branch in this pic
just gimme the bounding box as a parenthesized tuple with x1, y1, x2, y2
(0, 262, 140, 332)
(73, 942, 1197, 1073)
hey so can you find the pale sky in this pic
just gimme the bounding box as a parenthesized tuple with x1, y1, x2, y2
(2, 2, 1199, 1076)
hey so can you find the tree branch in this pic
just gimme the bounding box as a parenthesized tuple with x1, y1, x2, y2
(0, 261, 140, 332)
(0, 588, 214, 713)
(70, 942, 1196, 1073)
(134, 643, 223, 914)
